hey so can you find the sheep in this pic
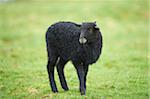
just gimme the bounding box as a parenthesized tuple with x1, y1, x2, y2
(45, 21, 103, 95)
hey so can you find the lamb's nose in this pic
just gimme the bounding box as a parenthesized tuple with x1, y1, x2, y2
(79, 37, 87, 44)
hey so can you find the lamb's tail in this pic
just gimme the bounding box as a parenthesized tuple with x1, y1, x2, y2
(55, 57, 60, 66)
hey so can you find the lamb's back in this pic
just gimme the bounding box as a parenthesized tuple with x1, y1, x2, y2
(46, 22, 81, 60)
(47, 22, 80, 44)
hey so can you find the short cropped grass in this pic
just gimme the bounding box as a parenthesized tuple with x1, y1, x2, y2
(0, 0, 149, 99)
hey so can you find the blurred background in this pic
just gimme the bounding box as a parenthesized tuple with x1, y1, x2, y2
(0, 0, 148, 98)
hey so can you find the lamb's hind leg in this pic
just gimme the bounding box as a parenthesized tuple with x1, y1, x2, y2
(56, 58, 69, 91)
(47, 48, 58, 93)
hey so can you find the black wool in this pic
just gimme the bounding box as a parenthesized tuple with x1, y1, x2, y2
(46, 22, 102, 65)
(46, 21, 102, 95)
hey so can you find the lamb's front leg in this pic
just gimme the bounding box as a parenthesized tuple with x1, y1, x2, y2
(73, 62, 85, 95)
(84, 65, 89, 90)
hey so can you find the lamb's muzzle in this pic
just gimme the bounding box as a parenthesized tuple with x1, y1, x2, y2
(79, 37, 87, 44)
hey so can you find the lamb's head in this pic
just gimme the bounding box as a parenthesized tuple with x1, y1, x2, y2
(79, 22, 100, 44)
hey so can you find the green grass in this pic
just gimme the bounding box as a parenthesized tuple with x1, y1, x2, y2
(0, 0, 149, 99)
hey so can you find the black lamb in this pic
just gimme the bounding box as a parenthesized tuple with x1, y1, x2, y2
(46, 21, 103, 95)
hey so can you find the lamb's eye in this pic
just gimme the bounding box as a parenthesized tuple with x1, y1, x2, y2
(89, 28, 93, 32)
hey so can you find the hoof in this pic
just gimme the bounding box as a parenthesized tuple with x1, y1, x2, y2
(80, 91, 86, 95)
(64, 88, 69, 91)
(52, 89, 58, 93)
(63, 86, 69, 91)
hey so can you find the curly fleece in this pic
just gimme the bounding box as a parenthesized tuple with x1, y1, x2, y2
(46, 22, 102, 65)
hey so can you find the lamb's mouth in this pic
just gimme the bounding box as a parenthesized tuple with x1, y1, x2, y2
(79, 37, 87, 44)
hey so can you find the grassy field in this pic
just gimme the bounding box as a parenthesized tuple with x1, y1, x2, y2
(0, 0, 149, 99)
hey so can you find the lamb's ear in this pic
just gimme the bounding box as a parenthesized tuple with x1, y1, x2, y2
(94, 25, 99, 30)
(93, 21, 99, 30)
(75, 23, 81, 27)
